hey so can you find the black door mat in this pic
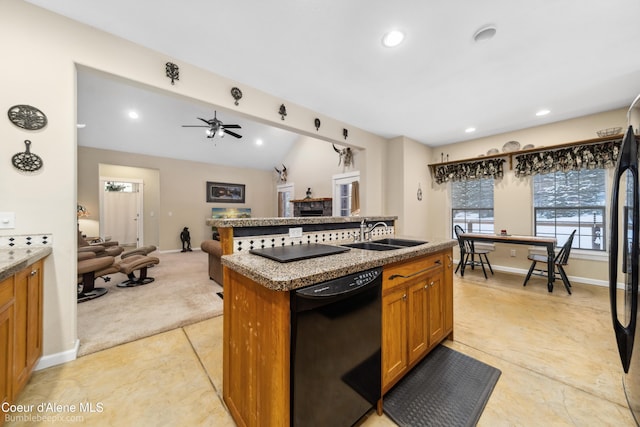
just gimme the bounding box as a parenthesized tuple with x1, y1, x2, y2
(384, 345, 501, 427)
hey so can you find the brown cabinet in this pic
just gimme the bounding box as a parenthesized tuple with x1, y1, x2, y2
(381, 249, 453, 393)
(0, 259, 44, 421)
(0, 276, 15, 408)
(13, 260, 43, 398)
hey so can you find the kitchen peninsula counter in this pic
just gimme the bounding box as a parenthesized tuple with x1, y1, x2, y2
(221, 238, 455, 291)
(221, 236, 456, 426)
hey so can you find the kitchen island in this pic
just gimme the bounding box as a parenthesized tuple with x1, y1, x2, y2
(220, 232, 456, 426)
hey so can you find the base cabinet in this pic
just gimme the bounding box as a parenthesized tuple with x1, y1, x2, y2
(382, 249, 453, 393)
(0, 259, 44, 423)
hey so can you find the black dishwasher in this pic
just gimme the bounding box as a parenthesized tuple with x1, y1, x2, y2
(290, 267, 382, 427)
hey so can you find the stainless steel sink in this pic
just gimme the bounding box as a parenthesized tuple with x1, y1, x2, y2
(372, 238, 427, 247)
(341, 242, 401, 251)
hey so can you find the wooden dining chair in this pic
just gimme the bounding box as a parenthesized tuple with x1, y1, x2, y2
(454, 225, 493, 279)
(522, 229, 576, 294)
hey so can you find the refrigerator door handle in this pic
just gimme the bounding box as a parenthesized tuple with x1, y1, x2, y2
(610, 125, 639, 373)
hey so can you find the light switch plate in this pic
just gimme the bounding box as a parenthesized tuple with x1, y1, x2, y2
(0, 212, 15, 229)
(289, 227, 303, 238)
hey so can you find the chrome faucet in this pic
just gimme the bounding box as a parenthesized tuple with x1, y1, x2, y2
(358, 219, 388, 241)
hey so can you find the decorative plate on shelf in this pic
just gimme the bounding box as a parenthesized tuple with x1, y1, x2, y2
(522, 144, 534, 150)
(502, 140, 521, 152)
(486, 148, 499, 155)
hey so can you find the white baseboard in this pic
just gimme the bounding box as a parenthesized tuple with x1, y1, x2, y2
(454, 259, 612, 288)
(35, 339, 79, 370)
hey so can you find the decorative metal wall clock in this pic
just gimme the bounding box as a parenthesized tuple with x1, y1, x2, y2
(231, 87, 243, 105)
(7, 105, 47, 130)
(279, 104, 287, 120)
(314, 118, 321, 131)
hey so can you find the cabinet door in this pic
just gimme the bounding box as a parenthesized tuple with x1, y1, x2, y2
(13, 260, 43, 396)
(0, 276, 14, 406)
(407, 278, 429, 365)
(382, 288, 408, 390)
(427, 271, 445, 346)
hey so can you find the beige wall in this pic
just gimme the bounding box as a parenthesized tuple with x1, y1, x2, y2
(0, 0, 389, 362)
(426, 108, 628, 284)
(282, 136, 361, 200)
(385, 137, 431, 238)
(79, 146, 276, 249)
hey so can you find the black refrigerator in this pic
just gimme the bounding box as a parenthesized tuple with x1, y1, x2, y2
(610, 94, 640, 425)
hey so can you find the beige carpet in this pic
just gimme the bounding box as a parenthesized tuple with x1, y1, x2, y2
(77, 250, 223, 357)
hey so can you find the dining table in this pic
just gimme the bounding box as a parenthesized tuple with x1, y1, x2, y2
(460, 232, 558, 292)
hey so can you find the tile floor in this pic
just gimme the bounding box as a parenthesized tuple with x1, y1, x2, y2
(5, 271, 638, 426)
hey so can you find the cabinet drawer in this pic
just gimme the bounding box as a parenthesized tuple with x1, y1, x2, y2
(383, 253, 443, 291)
(0, 276, 14, 307)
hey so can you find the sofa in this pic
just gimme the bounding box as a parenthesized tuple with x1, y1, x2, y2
(200, 239, 223, 285)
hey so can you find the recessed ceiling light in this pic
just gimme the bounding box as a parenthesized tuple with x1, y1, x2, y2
(536, 109, 551, 116)
(465, 127, 476, 133)
(473, 25, 497, 43)
(382, 30, 405, 48)
(256, 139, 263, 146)
(128, 111, 139, 119)
(76, 123, 86, 129)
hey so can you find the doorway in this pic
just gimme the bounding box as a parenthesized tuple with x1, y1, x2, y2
(99, 177, 143, 248)
(277, 183, 294, 217)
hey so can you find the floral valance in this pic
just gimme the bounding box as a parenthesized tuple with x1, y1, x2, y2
(433, 158, 505, 184)
(514, 139, 621, 177)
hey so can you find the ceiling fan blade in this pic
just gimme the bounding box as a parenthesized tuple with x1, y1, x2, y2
(222, 124, 241, 129)
(182, 125, 209, 127)
(197, 117, 212, 124)
(224, 130, 242, 139)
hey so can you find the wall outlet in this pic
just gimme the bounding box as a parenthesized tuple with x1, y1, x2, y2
(0, 212, 15, 229)
(510, 249, 516, 257)
(289, 227, 303, 238)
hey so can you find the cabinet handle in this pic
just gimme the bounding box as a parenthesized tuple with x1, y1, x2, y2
(389, 260, 441, 280)
(430, 281, 435, 287)
(402, 294, 407, 301)
(30, 270, 37, 276)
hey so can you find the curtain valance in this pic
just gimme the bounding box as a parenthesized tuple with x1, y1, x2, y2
(433, 158, 505, 184)
(513, 139, 621, 177)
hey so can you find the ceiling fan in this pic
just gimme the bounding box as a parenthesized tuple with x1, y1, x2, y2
(181, 111, 242, 139)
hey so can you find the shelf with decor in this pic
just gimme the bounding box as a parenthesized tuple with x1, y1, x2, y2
(428, 133, 625, 183)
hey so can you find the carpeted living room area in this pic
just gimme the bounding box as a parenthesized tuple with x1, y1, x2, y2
(77, 249, 223, 356)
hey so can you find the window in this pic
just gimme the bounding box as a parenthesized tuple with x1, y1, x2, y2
(451, 178, 494, 236)
(533, 169, 606, 251)
(332, 172, 360, 217)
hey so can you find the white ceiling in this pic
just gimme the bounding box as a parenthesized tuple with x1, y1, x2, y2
(28, 0, 640, 160)
(77, 68, 300, 170)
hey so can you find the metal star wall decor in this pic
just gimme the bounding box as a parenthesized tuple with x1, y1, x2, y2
(343, 128, 348, 140)
(279, 104, 287, 120)
(165, 62, 179, 85)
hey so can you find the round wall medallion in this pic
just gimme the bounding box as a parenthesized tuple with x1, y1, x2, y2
(7, 105, 48, 130)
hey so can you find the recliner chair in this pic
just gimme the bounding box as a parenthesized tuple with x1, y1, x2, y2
(77, 252, 120, 303)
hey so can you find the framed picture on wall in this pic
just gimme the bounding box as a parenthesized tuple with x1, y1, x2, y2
(207, 181, 245, 203)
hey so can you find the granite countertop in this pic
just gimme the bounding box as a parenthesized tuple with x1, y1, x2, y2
(221, 237, 456, 291)
(207, 216, 397, 228)
(0, 247, 52, 282)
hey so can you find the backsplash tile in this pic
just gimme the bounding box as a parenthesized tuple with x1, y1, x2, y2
(233, 227, 394, 252)
(0, 234, 53, 249)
